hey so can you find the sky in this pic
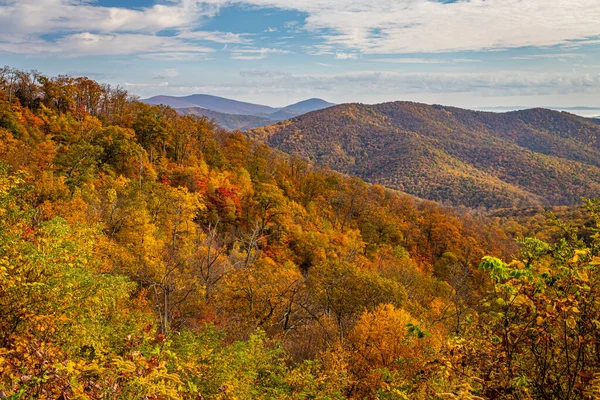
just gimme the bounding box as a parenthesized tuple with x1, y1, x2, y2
(1, 0, 600, 111)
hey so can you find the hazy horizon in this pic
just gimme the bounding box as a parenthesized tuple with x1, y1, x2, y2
(142, 92, 600, 118)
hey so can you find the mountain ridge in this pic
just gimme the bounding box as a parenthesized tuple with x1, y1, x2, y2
(143, 94, 279, 115)
(142, 94, 335, 129)
(247, 101, 600, 209)
(143, 94, 333, 116)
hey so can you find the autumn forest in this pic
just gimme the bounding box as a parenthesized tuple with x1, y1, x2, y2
(2, 67, 600, 399)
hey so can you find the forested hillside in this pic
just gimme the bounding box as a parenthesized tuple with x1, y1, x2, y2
(2, 68, 600, 399)
(248, 102, 600, 209)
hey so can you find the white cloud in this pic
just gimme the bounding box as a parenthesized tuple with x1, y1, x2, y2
(0, 0, 233, 57)
(0, 34, 63, 55)
(206, 0, 600, 54)
(370, 58, 482, 64)
(371, 58, 445, 64)
(230, 47, 292, 60)
(1, 0, 599, 58)
(62, 33, 213, 56)
(0, 0, 214, 35)
(453, 59, 482, 64)
(0, 32, 215, 57)
(125, 81, 170, 88)
(178, 30, 252, 43)
(140, 53, 213, 61)
(240, 69, 292, 78)
(335, 52, 359, 60)
(511, 53, 585, 60)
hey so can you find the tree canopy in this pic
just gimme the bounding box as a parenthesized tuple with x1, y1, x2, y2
(1, 67, 600, 399)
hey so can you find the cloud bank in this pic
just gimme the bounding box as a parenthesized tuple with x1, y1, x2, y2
(214, 0, 600, 54)
(1, 0, 599, 57)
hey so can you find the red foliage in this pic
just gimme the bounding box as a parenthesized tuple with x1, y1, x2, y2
(207, 186, 242, 220)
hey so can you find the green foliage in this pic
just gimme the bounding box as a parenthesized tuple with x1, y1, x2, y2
(446, 207, 600, 399)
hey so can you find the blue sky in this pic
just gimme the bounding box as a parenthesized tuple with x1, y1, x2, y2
(1, 0, 600, 110)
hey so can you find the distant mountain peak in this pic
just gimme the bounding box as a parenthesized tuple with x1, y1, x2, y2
(290, 98, 333, 105)
(141, 94, 336, 128)
(267, 98, 335, 121)
(142, 94, 278, 116)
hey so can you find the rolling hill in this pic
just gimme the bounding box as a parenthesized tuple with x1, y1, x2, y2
(247, 102, 600, 209)
(179, 107, 275, 131)
(142, 94, 335, 129)
(266, 98, 336, 121)
(143, 94, 278, 115)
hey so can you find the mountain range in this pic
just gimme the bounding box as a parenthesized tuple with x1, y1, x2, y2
(478, 106, 600, 112)
(247, 102, 600, 209)
(142, 94, 335, 130)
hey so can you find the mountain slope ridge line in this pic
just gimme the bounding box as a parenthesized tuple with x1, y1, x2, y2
(247, 101, 600, 209)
